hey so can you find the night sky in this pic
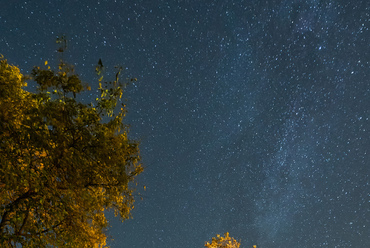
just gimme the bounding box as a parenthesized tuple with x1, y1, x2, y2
(1, 0, 370, 247)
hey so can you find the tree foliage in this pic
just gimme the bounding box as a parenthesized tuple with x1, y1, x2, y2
(205, 233, 257, 248)
(0, 55, 142, 247)
(205, 233, 241, 248)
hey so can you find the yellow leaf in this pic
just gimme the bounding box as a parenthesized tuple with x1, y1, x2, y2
(45, 61, 48, 65)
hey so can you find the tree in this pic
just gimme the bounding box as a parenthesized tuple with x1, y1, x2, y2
(204, 232, 256, 248)
(0, 54, 142, 247)
(205, 233, 241, 248)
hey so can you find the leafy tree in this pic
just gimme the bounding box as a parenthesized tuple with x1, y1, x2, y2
(0, 54, 142, 247)
(205, 233, 241, 248)
(204, 232, 256, 248)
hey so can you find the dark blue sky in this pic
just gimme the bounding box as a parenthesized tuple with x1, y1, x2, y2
(1, 0, 369, 247)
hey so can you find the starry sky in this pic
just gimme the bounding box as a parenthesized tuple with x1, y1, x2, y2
(1, 0, 369, 247)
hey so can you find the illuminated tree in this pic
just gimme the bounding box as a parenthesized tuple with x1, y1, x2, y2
(205, 232, 241, 248)
(0, 55, 142, 247)
(204, 233, 257, 248)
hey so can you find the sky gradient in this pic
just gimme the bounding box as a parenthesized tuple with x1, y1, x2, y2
(1, 0, 369, 247)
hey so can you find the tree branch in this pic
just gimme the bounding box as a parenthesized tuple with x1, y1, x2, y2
(16, 205, 30, 236)
(0, 190, 37, 233)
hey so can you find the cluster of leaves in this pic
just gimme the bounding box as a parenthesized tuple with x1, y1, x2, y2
(0, 55, 142, 247)
(205, 233, 257, 248)
(205, 233, 241, 248)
